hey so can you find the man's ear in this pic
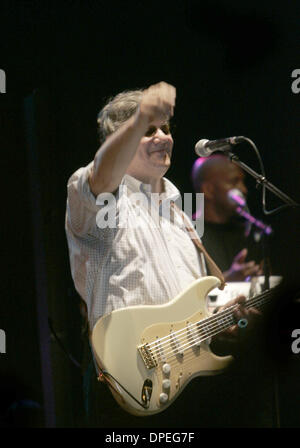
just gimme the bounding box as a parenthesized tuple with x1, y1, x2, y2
(201, 181, 214, 200)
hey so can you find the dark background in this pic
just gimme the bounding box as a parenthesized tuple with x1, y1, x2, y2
(0, 0, 299, 428)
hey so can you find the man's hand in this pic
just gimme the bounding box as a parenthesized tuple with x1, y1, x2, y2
(224, 248, 262, 282)
(210, 294, 262, 356)
(139, 81, 176, 128)
(222, 294, 261, 337)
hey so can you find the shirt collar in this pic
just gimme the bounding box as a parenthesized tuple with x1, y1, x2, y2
(121, 174, 181, 203)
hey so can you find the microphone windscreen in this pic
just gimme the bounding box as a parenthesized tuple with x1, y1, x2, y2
(194, 139, 210, 157)
(227, 189, 246, 208)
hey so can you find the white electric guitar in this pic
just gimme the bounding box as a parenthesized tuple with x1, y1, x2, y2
(91, 276, 274, 416)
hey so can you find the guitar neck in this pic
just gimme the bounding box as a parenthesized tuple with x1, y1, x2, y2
(201, 288, 274, 341)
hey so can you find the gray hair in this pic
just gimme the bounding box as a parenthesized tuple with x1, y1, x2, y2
(97, 89, 143, 143)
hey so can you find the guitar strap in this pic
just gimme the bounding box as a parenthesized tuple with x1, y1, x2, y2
(171, 202, 226, 290)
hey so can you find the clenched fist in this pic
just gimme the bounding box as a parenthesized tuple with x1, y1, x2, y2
(139, 81, 176, 127)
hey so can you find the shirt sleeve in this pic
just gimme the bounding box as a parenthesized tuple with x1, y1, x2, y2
(66, 161, 102, 237)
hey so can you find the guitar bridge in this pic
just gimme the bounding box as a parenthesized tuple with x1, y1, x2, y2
(138, 343, 157, 369)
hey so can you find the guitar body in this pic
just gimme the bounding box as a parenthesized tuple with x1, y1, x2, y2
(91, 276, 233, 416)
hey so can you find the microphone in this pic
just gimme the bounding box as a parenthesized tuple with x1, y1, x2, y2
(227, 189, 247, 209)
(228, 189, 252, 237)
(227, 189, 272, 236)
(195, 136, 244, 157)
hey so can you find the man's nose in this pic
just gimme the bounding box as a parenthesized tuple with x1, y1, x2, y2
(153, 128, 172, 143)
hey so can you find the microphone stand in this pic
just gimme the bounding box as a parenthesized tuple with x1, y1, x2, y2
(228, 152, 299, 208)
(226, 149, 299, 291)
(224, 145, 299, 428)
(235, 205, 273, 290)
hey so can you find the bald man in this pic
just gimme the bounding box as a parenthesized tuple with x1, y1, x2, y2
(192, 155, 263, 282)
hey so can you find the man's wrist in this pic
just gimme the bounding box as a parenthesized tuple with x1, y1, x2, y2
(134, 105, 151, 129)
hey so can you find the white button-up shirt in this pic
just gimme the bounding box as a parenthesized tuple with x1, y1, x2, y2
(65, 162, 206, 330)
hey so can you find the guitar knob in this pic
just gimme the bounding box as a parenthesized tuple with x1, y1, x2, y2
(159, 393, 169, 404)
(162, 379, 171, 390)
(162, 363, 171, 375)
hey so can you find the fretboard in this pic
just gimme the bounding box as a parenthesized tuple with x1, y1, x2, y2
(197, 288, 274, 342)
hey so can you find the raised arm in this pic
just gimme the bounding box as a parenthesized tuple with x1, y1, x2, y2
(88, 81, 176, 196)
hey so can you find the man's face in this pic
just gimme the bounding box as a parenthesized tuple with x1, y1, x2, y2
(127, 123, 174, 179)
(210, 163, 247, 218)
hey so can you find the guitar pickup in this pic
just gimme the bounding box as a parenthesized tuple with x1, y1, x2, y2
(138, 343, 158, 370)
(187, 323, 201, 348)
(170, 332, 184, 357)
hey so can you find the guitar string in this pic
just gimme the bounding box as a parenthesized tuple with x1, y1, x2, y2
(148, 306, 257, 362)
(161, 335, 232, 374)
(151, 313, 233, 361)
(145, 291, 272, 358)
(145, 292, 273, 361)
(149, 294, 272, 363)
(152, 315, 231, 362)
(147, 292, 272, 361)
(154, 311, 251, 366)
(147, 289, 273, 355)
(152, 292, 274, 370)
(154, 326, 240, 375)
(146, 288, 272, 353)
(158, 340, 218, 370)
(143, 302, 235, 355)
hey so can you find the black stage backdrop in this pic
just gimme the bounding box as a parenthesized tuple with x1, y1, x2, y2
(0, 0, 299, 428)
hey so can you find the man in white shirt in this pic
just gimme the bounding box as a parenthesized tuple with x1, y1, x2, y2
(65, 82, 260, 427)
(66, 83, 211, 330)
